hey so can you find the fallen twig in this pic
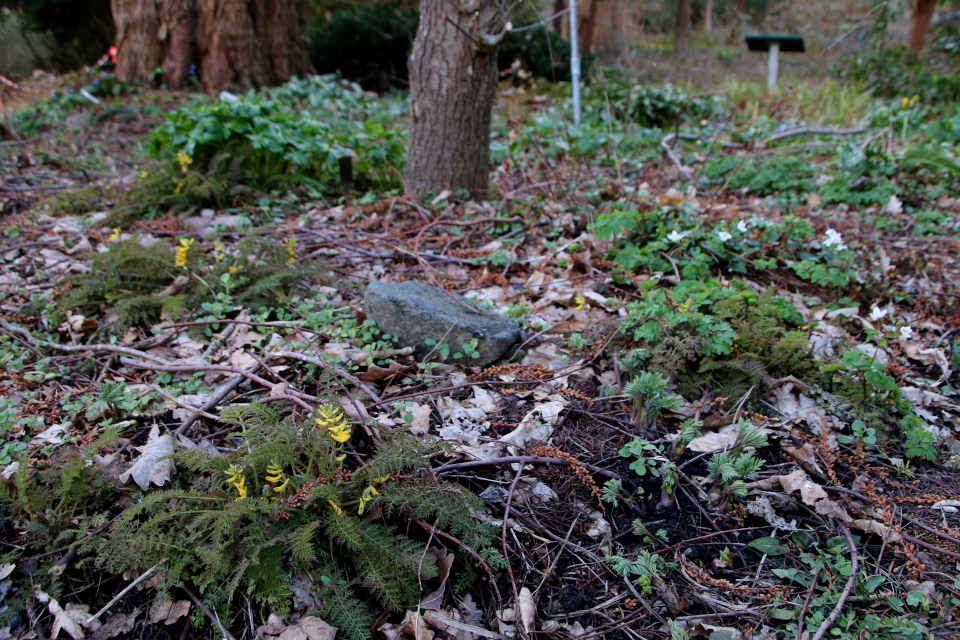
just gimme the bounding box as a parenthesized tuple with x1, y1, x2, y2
(810, 524, 857, 640)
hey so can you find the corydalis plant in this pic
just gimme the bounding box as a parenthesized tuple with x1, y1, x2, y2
(706, 419, 767, 511)
(623, 371, 682, 430)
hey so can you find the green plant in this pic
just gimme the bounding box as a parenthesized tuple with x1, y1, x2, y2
(622, 371, 682, 430)
(619, 438, 663, 477)
(606, 551, 676, 594)
(705, 420, 767, 510)
(88, 403, 502, 640)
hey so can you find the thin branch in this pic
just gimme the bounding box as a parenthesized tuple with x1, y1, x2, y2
(810, 524, 858, 640)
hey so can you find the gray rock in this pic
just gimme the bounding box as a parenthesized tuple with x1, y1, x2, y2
(365, 281, 520, 368)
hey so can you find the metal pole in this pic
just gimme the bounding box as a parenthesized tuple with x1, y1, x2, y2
(569, 0, 581, 126)
(767, 42, 779, 91)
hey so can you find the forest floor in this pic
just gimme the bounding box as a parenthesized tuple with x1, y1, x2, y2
(0, 68, 959, 640)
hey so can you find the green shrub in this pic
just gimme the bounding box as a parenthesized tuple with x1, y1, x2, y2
(306, 4, 419, 91)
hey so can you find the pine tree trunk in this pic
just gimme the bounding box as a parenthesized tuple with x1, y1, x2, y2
(405, 0, 510, 198)
(910, 0, 938, 54)
(674, 0, 691, 55)
(580, 0, 601, 54)
(704, 0, 714, 34)
(112, 0, 311, 90)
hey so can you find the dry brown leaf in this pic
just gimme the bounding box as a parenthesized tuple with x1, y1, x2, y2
(92, 609, 141, 640)
(356, 361, 407, 382)
(256, 613, 288, 637)
(277, 616, 338, 640)
(118, 425, 174, 490)
(518, 588, 536, 634)
(150, 599, 190, 625)
(35, 589, 98, 640)
(852, 519, 901, 542)
(381, 610, 434, 640)
(406, 403, 432, 435)
(774, 470, 851, 523)
(420, 547, 456, 611)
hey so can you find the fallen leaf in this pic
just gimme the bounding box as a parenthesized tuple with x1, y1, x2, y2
(356, 361, 407, 382)
(420, 547, 456, 611)
(278, 616, 337, 640)
(518, 588, 536, 633)
(406, 404, 432, 435)
(150, 598, 190, 625)
(92, 609, 141, 640)
(35, 589, 98, 640)
(118, 425, 175, 490)
(256, 613, 287, 637)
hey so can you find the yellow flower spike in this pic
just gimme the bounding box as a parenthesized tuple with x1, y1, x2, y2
(273, 478, 289, 494)
(225, 464, 243, 484)
(358, 486, 375, 515)
(574, 295, 585, 311)
(902, 97, 909, 109)
(910, 94, 920, 106)
(317, 405, 351, 443)
(328, 500, 342, 515)
(109, 228, 121, 242)
(233, 476, 247, 501)
(174, 238, 194, 268)
(265, 462, 284, 484)
(369, 484, 379, 496)
(173, 180, 185, 195)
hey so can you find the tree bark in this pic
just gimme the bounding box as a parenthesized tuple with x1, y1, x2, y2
(704, 0, 714, 34)
(553, 0, 566, 35)
(910, 0, 938, 54)
(674, 0, 691, 55)
(580, 0, 601, 54)
(112, 0, 311, 90)
(405, 0, 509, 198)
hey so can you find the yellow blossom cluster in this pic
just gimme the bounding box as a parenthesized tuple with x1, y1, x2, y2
(265, 462, 289, 494)
(225, 464, 247, 501)
(174, 238, 193, 268)
(176, 150, 193, 173)
(901, 94, 920, 109)
(284, 237, 299, 265)
(316, 405, 351, 443)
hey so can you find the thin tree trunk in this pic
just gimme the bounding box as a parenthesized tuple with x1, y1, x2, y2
(674, 0, 691, 55)
(580, 0, 600, 54)
(704, 0, 714, 34)
(553, 0, 565, 35)
(405, 0, 509, 198)
(910, 0, 938, 54)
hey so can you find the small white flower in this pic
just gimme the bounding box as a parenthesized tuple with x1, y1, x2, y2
(737, 220, 748, 233)
(822, 228, 848, 252)
(868, 307, 888, 322)
(666, 230, 688, 243)
(717, 230, 733, 242)
(899, 326, 914, 339)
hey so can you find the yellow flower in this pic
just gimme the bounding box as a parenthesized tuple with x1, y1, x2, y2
(336, 454, 346, 462)
(316, 405, 351, 443)
(229, 265, 239, 274)
(910, 94, 920, 106)
(902, 97, 909, 109)
(265, 462, 284, 484)
(273, 478, 289, 494)
(109, 228, 121, 242)
(174, 238, 193, 268)
(173, 180, 185, 195)
(574, 295, 585, 311)
(213, 240, 225, 261)
(224, 464, 243, 484)
(369, 484, 379, 497)
(283, 237, 299, 265)
(328, 500, 342, 515)
(358, 486, 375, 515)
(139, 170, 148, 180)
(233, 475, 247, 501)
(176, 151, 193, 173)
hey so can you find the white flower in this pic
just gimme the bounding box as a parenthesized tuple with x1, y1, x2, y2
(666, 230, 688, 243)
(737, 220, 748, 233)
(717, 230, 733, 242)
(899, 326, 914, 339)
(868, 307, 888, 322)
(822, 228, 848, 252)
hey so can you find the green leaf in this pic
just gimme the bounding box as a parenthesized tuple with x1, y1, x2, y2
(769, 608, 796, 620)
(864, 575, 886, 593)
(748, 537, 788, 556)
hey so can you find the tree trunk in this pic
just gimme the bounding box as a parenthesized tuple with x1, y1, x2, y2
(704, 0, 714, 34)
(580, 0, 601, 54)
(910, 0, 938, 54)
(553, 0, 565, 35)
(405, 0, 509, 198)
(112, 0, 311, 90)
(674, 0, 691, 55)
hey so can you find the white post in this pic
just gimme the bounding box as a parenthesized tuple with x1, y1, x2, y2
(569, 0, 581, 126)
(767, 42, 779, 91)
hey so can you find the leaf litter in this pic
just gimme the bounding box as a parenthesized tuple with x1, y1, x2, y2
(0, 70, 959, 640)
